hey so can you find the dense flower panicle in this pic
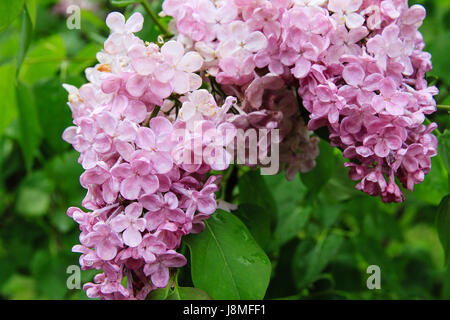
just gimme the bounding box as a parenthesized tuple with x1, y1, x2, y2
(229, 73, 320, 179)
(63, 12, 237, 300)
(294, 2, 438, 202)
(64, 0, 438, 300)
(164, 0, 438, 202)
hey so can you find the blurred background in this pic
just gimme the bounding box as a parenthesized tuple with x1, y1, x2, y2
(0, 0, 449, 300)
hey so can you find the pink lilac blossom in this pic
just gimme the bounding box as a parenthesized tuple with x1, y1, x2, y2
(164, 0, 438, 202)
(63, 12, 237, 300)
(295, 1, 438, 202)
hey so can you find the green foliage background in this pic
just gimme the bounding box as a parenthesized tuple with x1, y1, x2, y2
(0, 0, 449, 300)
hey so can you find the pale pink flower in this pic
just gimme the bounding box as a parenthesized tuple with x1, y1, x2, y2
(110, 203, 146, 247)
(328, 0, 365, 29)
(218, 21, 267, 59)
(83, 222, 123, 261)
(143, 250, 187, 288)
(159, 40, 204, 94)
(111, 156, 159, 200)
(367, 24, 412, 74)
(179, 89, 219, 122)
(140, 192, 186, 231)
(106, 12, 144, 34)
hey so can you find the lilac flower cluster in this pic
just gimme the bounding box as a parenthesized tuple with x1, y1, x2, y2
(63, 0, 438, 300)
(63, 13, 237, 299)
(164, 0, 438, 201)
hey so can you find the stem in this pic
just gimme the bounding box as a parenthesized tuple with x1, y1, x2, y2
(225, 165, 238, 202)
(144, 106, 161, 127)
(140, 0, 171, 37)
(175, 102, 180, 118)
(437, 105, 450, 112)
(149, 106, 161, 120)
(209, 76, 227, 102)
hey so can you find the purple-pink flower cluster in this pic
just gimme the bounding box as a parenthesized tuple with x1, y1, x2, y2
(63, 0, 438, 300)
(63, 12, 239, 299)
(164, 0, 438, 201)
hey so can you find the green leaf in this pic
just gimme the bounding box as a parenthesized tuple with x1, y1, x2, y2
(427, 32, 450, 85)
(274, 206, 311, 247)
(262, 172, 310, 249)
(0, 0, 25, 33)
(16, 9, 33, 77)
(263, 172, 308, 216)
(166, 287, 212, 300)
(436, 195, 450, 264)
(1, 274, 36, 300)
(238, 169, 277, 224)
(186, 210, 271, 300)
(146, 286, 171, 300)
(15, 171, 53, 217)
(0, 28, 20, 62)
(264, 237, 301, 299)
(439, 130, 450, 173)
(34, 78, 73, 153)
(322, 150, 362, 202)
(177, 287, 212, 300)
(300, 139, 336, 196)
(25, 0, 37, 27)
(235, 204, 271, 251)
(442, 265, 450, 299)
(67, 43, 102, 76)
(49, 209, 74, 233)
(0, 256, 15, 287)
(81, 9, 109, 32)
(44, 151, 84, 204)
(315, 202, 343, 229)
(413, 155, 448, 206)
(30, 250, 72, 299)
(0, 64, 18, 136)
(16, 82, 42, 171)
(16, 82, 42, 172)
(1, 219, 46, 271)
(16, 188, 50, 217)
(19, 34, 66, 84)
(292, 233, 344, 290)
